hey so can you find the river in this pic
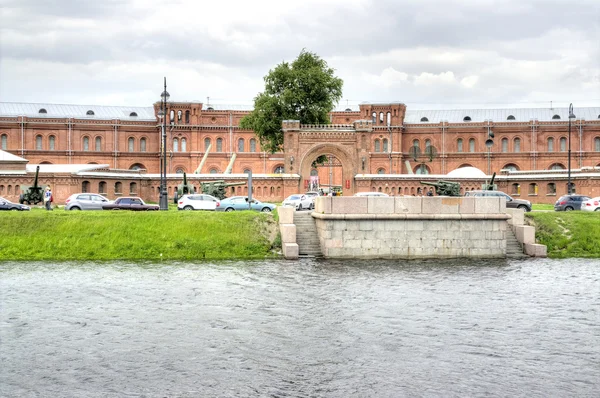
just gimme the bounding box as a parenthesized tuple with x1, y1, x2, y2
(1, 258, 599, 397)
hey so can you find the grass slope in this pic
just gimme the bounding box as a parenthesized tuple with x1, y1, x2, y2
(0, 210, 279, 261)
(527, 211, 600, 258)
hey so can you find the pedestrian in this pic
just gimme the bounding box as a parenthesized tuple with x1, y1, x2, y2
(427, 187, 434, 197)
(44, 186, 53, 210)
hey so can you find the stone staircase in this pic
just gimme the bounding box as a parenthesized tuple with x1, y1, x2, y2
(506, 226, 528, 259)
(293, 211, 322, 257)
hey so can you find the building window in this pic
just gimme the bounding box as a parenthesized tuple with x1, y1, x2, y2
(463, 116, 472, 121)
(36, 135, 43, 150)
(548, 137, 554, 152)
(114, 182, 122, 194)
(507, 115, 516, 120)
(185, 110, 190, 124)
(529, 183, 538, 195)
(550, 163, 565, 170)
(503, 164, 518, 171)
(82, 181, 90, 193)
(204, 138, 211, 151)
(379, 112, 384, 124)
(425, 139, 431, 148)
(552, 114, 560, 120)
(547, 183, 556, 195)
(595, 137, 600, 152)
(140, 138, 146, 152)
(250, 138, 256, 152)
(274, 165, 284, 174)
(216, 138, 223, 152)
(243, 169, 251, 174)
(559, 137, 567, 152)
(413, 139, 420, 149)
(420, 117, 429, 122)
(383, 139, 388, 152)
(130, 163, 145, 171)
(83, 136, 89, 151)
(181, 138, 187, 152)
(457, 138, 463, 152)
(501, 138, 508, 153)
(377, 168, 385, 174)
(86, 110, 95, 116)
(511, 183, 520, 195)
(130, 182, 137, 194)
(310, 169, 318, 176)
(129, 112, 138, 117)
(238, 138, 244, 152)
(173, 138, 178, 152)
(49, 136, 55, 151)
(39, 108, 47, 114)
(99, 181, 107, 194)
(95, 137, 101, 151)
(372, 112, 376, 124)
(469, 138, 475, 153)
(374, 139, 380, 152)
(175, 168, 184, 174)
(387, 112, 391, 126)
(209, 168, 219, 174)
(514, 138, 521, 153)
(416, 164, 429, 174)
(128, 137, 134, 152)
(1, 134, 6, 150)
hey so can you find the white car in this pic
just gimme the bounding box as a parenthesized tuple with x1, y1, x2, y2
(177, 194, 219, 211)
(581, 196, 600, 212)
(282, 194, 314, 210)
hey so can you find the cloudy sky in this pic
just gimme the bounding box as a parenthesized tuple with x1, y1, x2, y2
(1, 0, 599, 110)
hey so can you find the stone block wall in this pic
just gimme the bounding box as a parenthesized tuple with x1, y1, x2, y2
(312, 196, 510, 259)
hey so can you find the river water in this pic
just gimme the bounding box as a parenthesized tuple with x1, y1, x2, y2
(1, 258, 599, 397)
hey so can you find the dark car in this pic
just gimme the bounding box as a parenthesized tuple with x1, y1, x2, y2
(464, 190, 532, 212)
(554, 194, 591, 211)
(102, 197, 159, 211)
(0, 196, 31, 211)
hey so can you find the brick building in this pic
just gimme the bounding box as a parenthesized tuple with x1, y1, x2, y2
(1, 101, 599, 204)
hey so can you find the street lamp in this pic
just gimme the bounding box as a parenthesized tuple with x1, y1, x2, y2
(158, 77, 170, 210)
(485, 120, 494, 175)
(567, 103, 576, 195)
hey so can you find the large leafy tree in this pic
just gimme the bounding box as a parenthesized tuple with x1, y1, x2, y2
(240, 50, 343, 153)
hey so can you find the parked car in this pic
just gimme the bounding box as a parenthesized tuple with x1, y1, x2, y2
(215, 196, 275, 212)
(65, 193, 111, 210)
(554, 194, 591, 211)
(177, 194, 219, 211)
(0, 196, 30, 211)
(282, 194, 314, 210)
(354, 192, 390, 197)
(102, 197, 159, 211)
(582, 197, 600, 212)
(464, 190, 531, 212)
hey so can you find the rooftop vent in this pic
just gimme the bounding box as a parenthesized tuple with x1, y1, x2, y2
(86, 110, 95, 116)
(129, 112, 138, 117)
(420, 117, 429, 122)
(345, 108, 352, 112)
(507, 115, 515, 120)
(38, 108, 47, 114)
(552, 114, 560, 120)
(463, 116, 472, 122)
(207, 107, 214, 111)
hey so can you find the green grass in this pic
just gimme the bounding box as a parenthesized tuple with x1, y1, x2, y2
(532, 203, 554, 211)
(527, 211, 600, 258)
(0, 209, 280, 261)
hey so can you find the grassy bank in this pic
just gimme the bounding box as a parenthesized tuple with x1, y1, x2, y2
(0, 210, 280, 261)
(527, 211, 600, 258)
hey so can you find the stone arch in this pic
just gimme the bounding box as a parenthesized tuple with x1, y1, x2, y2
(298, 143, 357, 194)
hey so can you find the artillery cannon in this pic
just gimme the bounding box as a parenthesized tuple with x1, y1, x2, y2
(200, 180, 246, 200)
(174, 172, 196, 202)
(420, 180, 461, 197)
(19, 165, 45, 205)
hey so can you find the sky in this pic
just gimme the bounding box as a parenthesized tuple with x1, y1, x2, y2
(1, 0, 599, 110)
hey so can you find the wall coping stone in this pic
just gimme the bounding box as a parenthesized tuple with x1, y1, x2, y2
(311, 212, 510, 221)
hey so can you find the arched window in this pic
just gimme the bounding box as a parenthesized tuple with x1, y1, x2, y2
(382, 139, 388, 152)
(129, 112, 138, 117)
(99, 181, 107, 194)
(595, 137, 600, 152)
(243, 169, 251, 174)
(374, 139, 380, 152)
(386, 112, 391, 126)
(83, 136, 89, 151)
(181, 138, 187, 152)
(82, 181, 90, 193)
(216, 138, 223, 152)
(548, 137, 554, 152)
(310, 169, 318, 176)
(39, 108, 47, 114)
(140, 138, 146, 152)
(36, 135, 43, 150)
(238, 138, 244, 152)
(86, 110, 95, 116)
(507, 115, 516, 120)
(529, 183, 538, 195)
(0, 134, 6, 150)
(514, 138, 521, 153)
(469, 138, 475, 153)
(128, 137, 134, 152)
(552, 114, 561, 120)
(250, 138, 256, 152)
(274, 165, 284, 174)
(129, 182, 137, 194)
(372, 112, 376, 124)
(559, 137, 567, 152)
(49, 135, 55, 151)
(547, 183, 556, 195)
(176, 168, 184, 174)
(457, 138, 463, 152)
(379, 112, 384, 124)
(114, 182, 122, 193)
(130, 163, 145, 171)
(413, 139, 420, 149)
(173, 138, 178, 152)
(204, 138, 211, 151)
(549, 163, 565, 170)
(425, 139, 431, 148)
(501, 138, 508, 153)
(185, 110, 190, 124)
(502, 164, 519, 171)
(415, 164, 429, 174)
(463, 116, 472, 122)
(95, 137, 101, 151)
(209, 168, 219, 174)
(511, 183, 520, 196)
(377, 168, 385, 174)
(420, 117, 429, 122)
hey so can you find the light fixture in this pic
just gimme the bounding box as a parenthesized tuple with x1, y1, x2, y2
(567, 103, 576, 194)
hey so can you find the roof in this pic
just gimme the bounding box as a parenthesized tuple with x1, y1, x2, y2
(26, 164, 109, 173)
(0, 102, 156, 121)
(0, 149, 28, 163)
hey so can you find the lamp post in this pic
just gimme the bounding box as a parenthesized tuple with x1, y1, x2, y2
(567, 103, 576, 195)
(157, 78, 170, 210)
(485, 120, 494, 175)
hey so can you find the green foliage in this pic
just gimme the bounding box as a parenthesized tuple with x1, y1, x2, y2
(527, 211, 600, 258)
(240, 49, 344, 153)
(311, 155, 329, 168)
(0, 210, 280, 261)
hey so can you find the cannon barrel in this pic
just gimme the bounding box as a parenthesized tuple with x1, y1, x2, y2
(33, 165, 40, 188)
(420, 181, 442, 186)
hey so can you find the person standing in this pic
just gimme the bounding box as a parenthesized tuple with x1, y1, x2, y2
(44, 186, 53, 210)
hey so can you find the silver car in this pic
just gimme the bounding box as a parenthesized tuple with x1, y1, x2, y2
(65, 193, 111, 210)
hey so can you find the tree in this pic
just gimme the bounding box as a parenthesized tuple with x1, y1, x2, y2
(240, 50, 343, 153)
